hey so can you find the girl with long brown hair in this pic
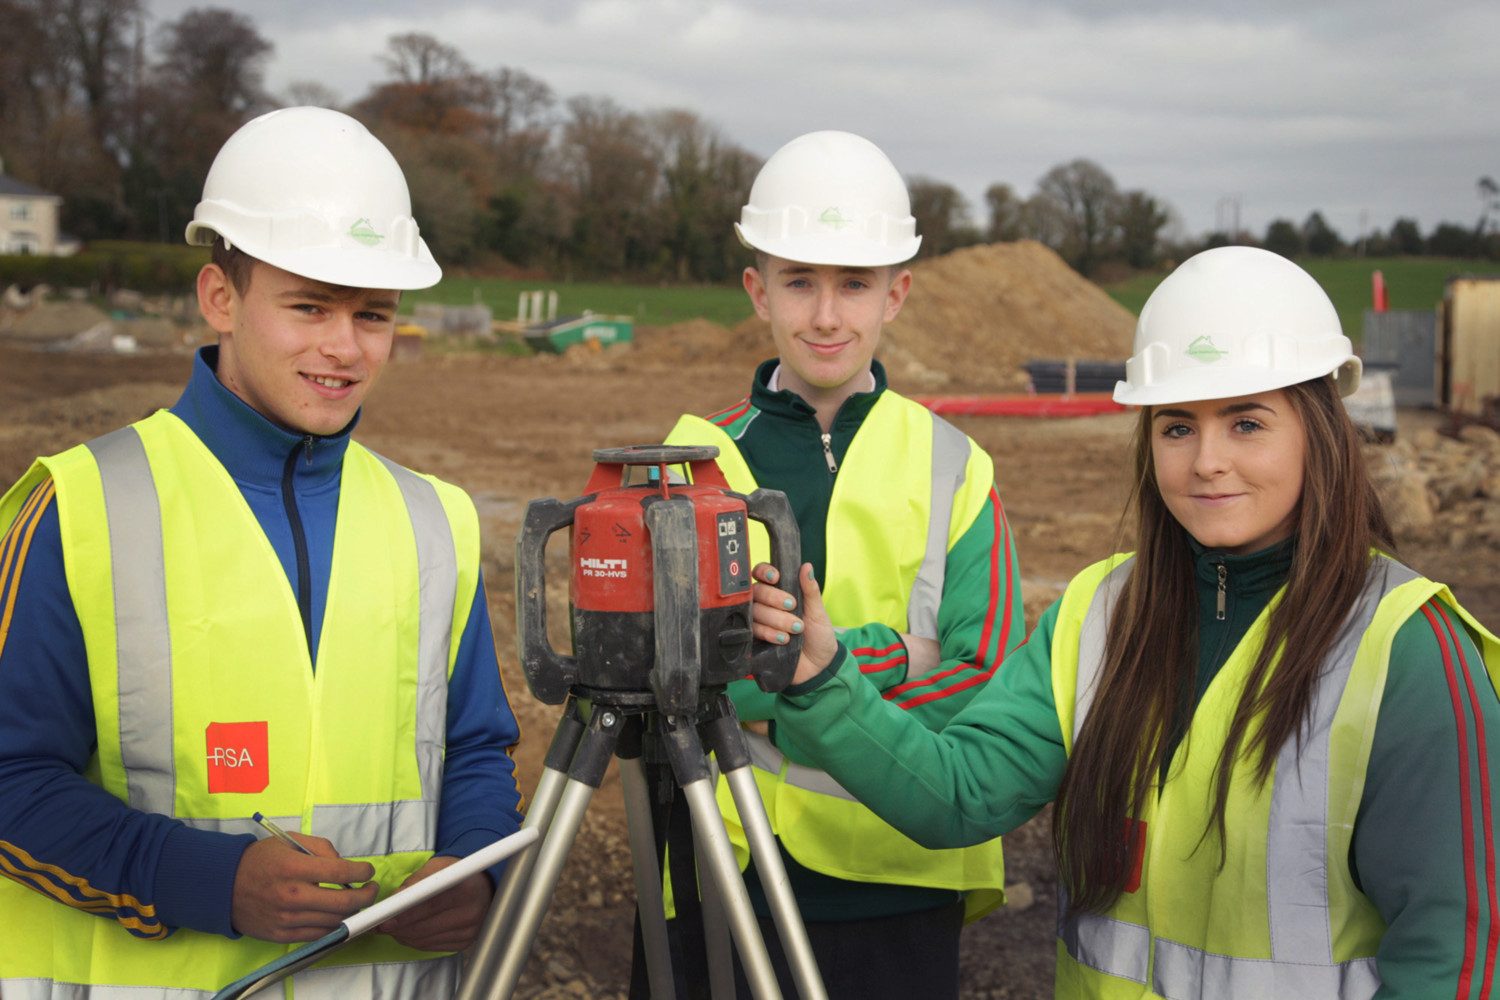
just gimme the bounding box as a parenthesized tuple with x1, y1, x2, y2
(750, 246, 1500, 998)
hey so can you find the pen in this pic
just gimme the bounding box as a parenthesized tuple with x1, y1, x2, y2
(252, 812, 356, 889)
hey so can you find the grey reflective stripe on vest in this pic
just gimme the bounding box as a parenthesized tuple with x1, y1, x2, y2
(86, 427, 176, 817)
(283, 950, 460, 1000)
(0, 955, 459, 999)
(175, 801, 436, 855)
(1056, 887, 1150, 985)
(371, 452, 457, 845)
(0, 980, 211, 999)
(1062, 558, 1413, 998)
(905, 415, 970, 639)
(1072, 558, 1135, 742)
(742, 730, 859, 802)
(88, 433, 456, 857)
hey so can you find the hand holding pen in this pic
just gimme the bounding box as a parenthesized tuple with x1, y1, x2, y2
(230, 813, 379, 943)
(252, 813, 358, 890)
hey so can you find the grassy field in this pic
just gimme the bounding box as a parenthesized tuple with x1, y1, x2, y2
(404, 275, 751, 328)
(1105, 256, 1500, 340)
(414, 256, 1500, 344)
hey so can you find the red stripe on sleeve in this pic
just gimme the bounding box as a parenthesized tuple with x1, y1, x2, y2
(1423, 601, 1481, 1000)
(709, 399, 751, 427)
(851, 641, 905, 659)
(884, 488, 1010, 709)
(858, 652, 908, 675)
(1438, 602, 1499, 999)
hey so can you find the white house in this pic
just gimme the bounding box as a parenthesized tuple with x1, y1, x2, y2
(0, 157, 78, 256)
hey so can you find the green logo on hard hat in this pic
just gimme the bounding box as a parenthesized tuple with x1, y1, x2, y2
(347, 219, 383, 246)
(1185, 336, 1229, 363)
(818, 207, 851, 229)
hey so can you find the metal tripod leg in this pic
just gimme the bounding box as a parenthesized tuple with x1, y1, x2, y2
(458, 700, 587, 1000)
(468, 703, 625, 1000)
(660, 714, 783, 1000)
(702, 698, 827, 1000)
(619, 753, 676, 1000)
(690, 803, 737, 1000)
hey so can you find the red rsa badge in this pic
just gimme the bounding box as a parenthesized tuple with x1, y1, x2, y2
(205, 721, 269, 793)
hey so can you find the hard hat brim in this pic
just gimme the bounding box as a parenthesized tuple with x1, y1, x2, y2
(1112, 357, 1362, 407)
(187, 219, 442, 291)
(735, 223, 920, 268)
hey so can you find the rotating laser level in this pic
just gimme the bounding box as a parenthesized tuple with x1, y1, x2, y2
(459, 445, 827, 1000)
(516, 444, 802, 710)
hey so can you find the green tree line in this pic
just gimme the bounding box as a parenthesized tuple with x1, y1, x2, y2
(2, 2, 1494, 283)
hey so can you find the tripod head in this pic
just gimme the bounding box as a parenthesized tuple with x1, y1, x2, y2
(516, 445, 802, 716)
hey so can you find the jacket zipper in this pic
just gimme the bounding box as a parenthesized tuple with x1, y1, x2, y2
(820, 432, 839, 475)
(282, 436, 316, 660)
(1216, 563, 1227, 621)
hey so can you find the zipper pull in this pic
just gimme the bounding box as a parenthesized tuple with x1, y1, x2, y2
(303, 435, 314, 465)
(820, 432, 838, 475)
(1216, 563, 1227, 621)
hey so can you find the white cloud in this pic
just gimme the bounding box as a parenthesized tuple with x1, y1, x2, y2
(151, 0, 1500, 237)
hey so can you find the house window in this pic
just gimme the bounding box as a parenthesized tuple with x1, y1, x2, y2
(9, 202, 31, 221)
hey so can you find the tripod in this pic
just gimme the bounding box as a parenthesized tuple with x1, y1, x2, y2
(455, 688, 826, 1000)
(457, 446, 826, 999)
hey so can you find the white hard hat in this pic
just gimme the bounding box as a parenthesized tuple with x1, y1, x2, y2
(186, 107, 440, 290)
(735, 130, 921, 267)
(1113, 245, 1360, 406)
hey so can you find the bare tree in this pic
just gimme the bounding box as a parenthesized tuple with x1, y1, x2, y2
(984, 182, 1024, 242)
(282, 81, 342, 110)
(1036, 158, 1120, 276)
(645, 109, 759, 280)
(1477, 176, 1499, 235)
(155, 8, 272, 120)
(1115, 190, 1171, 269)
(481, 66, 556, 180)
(52, 0, 143, 154)
(380, 32, 473, 87)
(557, 95, 659, 274)
(907, 176, 974, 258)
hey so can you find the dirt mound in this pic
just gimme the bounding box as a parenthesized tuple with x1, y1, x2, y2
(1368, 424, 1500, 546)
(731, 240, 1136, 394)
(629, 318, 761, 368)
(887, 241, 1136, 392)
(1, 301, 112, 342)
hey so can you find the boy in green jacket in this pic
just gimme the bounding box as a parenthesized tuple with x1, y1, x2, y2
(661, 130, 1025, 999)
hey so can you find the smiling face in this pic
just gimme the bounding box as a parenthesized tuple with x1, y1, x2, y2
(197, 260, 398, 436)
(744, 255, 911, 407)
(1150, 389, 1308, 555)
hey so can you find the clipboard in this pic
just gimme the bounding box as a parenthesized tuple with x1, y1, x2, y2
(212, 826, 539, 999)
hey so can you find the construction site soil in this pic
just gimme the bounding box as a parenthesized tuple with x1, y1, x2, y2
(3, 241, 1497, 998)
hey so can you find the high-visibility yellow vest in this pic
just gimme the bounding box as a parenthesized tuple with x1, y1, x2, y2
(666, 391, 1007, 919)
(0, 411, 481, 1000)
(1049, 553, 1500, 999)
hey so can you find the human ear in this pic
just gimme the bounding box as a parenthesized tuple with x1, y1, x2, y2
(883, 267, 913, 323)
(197, 264, 236, 336)
(743, 266, 771, 321)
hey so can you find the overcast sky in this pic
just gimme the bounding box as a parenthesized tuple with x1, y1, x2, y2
(149, 0, 1500, 242)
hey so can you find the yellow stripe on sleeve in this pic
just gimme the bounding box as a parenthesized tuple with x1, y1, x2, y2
(0, 479, 57, 661)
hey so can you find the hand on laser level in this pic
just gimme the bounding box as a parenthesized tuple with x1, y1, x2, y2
(751, 562, 837, 685)
(376, 855, 494, 953)
(230, 833, 377, 942)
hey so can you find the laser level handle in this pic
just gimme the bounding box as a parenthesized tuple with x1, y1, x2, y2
(744, 487, 802, 692)
(645, 499, 702, 716)
(515, 495, 588, 705)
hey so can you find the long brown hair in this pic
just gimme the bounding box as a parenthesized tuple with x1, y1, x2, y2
(1052, 376, 1396, 913)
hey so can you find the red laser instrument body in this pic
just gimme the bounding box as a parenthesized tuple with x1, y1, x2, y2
(515, 445, 801, 714)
